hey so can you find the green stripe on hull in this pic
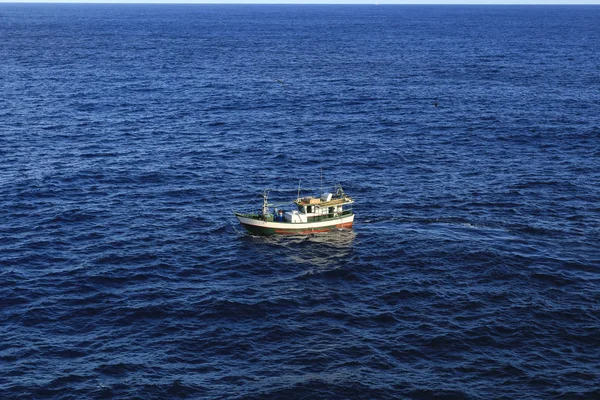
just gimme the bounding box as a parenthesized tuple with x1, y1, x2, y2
(241, 224, 278, 236)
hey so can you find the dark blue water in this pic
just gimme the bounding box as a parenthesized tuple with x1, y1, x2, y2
(1, 4, 600, 399)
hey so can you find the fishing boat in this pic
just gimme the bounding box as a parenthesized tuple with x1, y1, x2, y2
(234, 185, 355, 236)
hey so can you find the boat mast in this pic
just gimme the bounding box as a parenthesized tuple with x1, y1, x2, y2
(262, 189, 269, 217)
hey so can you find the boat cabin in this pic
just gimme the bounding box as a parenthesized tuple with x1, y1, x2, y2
(283, 192, 352, 223)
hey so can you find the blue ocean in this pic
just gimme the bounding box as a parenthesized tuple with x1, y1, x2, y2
(1, 4, 599, 399)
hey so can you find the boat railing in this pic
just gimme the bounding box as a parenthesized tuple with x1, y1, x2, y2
(306, 209, 353, 223)
(235, 213, 275, 222)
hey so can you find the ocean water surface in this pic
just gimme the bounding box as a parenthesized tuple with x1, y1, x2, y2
(1, 4, 599, 399)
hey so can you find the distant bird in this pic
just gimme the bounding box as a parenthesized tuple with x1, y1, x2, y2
(274, 79, 286, 87)
(434, 100, 439, 108)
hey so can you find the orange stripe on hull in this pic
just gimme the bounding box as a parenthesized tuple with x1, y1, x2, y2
(274, 228, 332, 235)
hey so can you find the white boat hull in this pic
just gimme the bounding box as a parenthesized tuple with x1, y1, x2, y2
(235, 213, 354, 235)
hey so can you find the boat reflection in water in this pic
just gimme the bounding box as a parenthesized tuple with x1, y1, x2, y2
(238, 228, 357, 272)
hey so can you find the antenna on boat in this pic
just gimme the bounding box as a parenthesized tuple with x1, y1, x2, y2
(320, 167, 323, 196)
(297, 179, 302, 201)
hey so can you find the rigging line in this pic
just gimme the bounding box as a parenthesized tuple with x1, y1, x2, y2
(237, 190, 263, 211)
